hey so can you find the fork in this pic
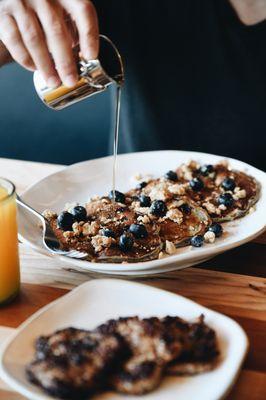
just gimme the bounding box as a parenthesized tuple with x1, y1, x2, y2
(16, 195, 88, 260)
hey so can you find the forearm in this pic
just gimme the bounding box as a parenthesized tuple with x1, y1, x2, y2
(229, 0, 266, 25)
(0, 40, 12, 67)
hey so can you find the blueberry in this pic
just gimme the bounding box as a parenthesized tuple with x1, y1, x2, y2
(221, 178, 236, 192)
(57, 211, 76, 231)
(108, 190, 126, 204)
(218, 193, 234, 207)
(139, 194, 151, 207)
(119, 233, 134, 252)
(150, 200, 167, 217)
(136, 181, 147, 190)
(189, 177, 204, 192)
(178, 203, 191, 214)
(208, 223, 223, 238)
(129, 224, 148, 239)
(102, 228, 116, 238)
(164, 170, 178, 181)
(200, 164, 214, 176)
(190, 235, 204, 247)
(70, 206, 87, 222)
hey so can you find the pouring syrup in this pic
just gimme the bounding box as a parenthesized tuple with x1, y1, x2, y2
(111, 84, 122, 202)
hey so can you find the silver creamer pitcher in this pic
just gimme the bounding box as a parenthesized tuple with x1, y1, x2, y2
(33, 35, 124, 110)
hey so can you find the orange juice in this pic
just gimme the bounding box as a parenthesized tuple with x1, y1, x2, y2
(0, 180, 20, 305)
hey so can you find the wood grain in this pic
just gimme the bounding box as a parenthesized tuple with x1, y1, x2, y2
(0, 284, 67, 328)
(0, 390, 25, 400)
(0, 158, 62, 194)
(1, 370, 266, 400)
(227, 370, 266, 400)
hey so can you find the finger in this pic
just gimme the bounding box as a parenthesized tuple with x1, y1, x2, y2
(60, 0, 99, 60)
(13, 7, 60, 87)
(0, 40, 13, 66)
(0, 14, 35, 71)
(65, 16, 79, 47)
(36, 1, 78, 87)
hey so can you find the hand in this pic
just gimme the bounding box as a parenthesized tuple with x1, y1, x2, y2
(0, 0, 99, 87)
(0, 40, 12, 66)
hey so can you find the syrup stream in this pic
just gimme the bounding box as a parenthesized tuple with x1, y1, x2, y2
(112, 84, 122, 202)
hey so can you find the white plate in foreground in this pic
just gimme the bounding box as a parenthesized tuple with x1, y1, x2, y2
(18, 150, 266, 275)
(0, 279, 248, 400)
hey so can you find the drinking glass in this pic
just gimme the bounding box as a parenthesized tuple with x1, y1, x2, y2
(0, 178, 20, 305)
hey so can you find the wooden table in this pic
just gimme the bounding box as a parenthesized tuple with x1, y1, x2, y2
(0, 158, 265, 400)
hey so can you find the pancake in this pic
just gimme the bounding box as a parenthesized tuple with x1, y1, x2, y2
(97, 316, 182, 395)
(129, 195, 211, 247)
(26, 315, 221, 398)
(163, 315, 220, 376)
(46, 197, 163, 263)
(46, 190, 211, 262)
(26, 328, 125, 399)
(176, 160, 260, 222)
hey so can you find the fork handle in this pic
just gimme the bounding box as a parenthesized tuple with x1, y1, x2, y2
(16, 195, 45, 222)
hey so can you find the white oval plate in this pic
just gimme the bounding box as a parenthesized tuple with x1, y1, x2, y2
(0, 279, 248, 400)
(18, 151, 266, 275)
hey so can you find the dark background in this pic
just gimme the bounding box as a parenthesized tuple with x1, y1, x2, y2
(0, 62, 111, 165)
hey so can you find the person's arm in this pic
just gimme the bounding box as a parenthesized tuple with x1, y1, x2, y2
(229, 0, 266, 25)
(0, 40, 12, 67)
(0, 0, 99, 87)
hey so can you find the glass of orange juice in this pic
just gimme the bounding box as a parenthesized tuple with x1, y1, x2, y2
(0, 178, 20, 305)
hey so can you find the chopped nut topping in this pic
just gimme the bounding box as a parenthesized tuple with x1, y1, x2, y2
(158, 251, 166, 259)
(82, 221, 100, 236)
(179, 164, 193, 180)
(215, 175, 225, 186)
(165, 240, 177, 255)
(63, 231, 75, 240)
(42, 209, 57, 219)
(99, 216, 112, 225)
(134, 206, 150, 214)
(137, 214, 150, 224)
(101, 198, 110, 204)
(168, 184, 187, 196)
(72, 222, 84, 235)
(166, 208, 183, 224)
(187, 160, 200, 170)
(89, 195, 101, 201)
(91, 235, 113, 253)
(148, 182, 170, 201)
(133, 173, 143, 181)
(219, 160, 229, 168)
(168, 199, 184, 209)
(203, 202, 221, 215)
(233, 188, 246, 200)
(204, 231, 216, 244)
(133, 173, 153, 182)
(218, 204, 227, 211)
